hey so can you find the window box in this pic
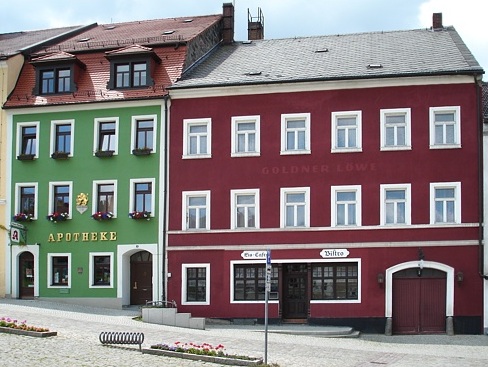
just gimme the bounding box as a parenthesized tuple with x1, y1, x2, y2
(13, 213, 34, 222)
(129, 211, 151, 220)
(95, 150, 115, 158)
(17, 154, 35, 161)
(46, 212, 69, 223)
(92, 211, 114, 221)
(51, 151, 69, 160)
(132, 148, 152, 156)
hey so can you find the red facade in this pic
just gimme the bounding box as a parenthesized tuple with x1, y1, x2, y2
(167, 81, 483, 334)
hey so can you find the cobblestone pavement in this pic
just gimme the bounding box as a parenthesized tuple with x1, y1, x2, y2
(1, 298, 488, 366)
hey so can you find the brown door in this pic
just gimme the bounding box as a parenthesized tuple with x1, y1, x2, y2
(130, 251, 153, 305)
(19, 252, 34, 299)
(393, 268, 446, 334)
(282, 264, 308, 320)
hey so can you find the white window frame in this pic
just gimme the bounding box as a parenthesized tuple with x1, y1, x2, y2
(280, 113, 311, 155)
(129, 178, 155, 217)
(182, 190, 210, 230)
(131, 114, 157, 154)
(92, 180, 118, 217)
(231, 115, 260, 157)
(47, 253, 71, 288)
(50, 119, 75, 157)
(183, 118, 211, 159)
(16, 121, 40, 158)
(93, 117, 119, 155)
(48, 181, 73, 219)
(181, 263, 210, 306)
(89, 252, 114, 289)
(380, 184, 411, 225)
(280, 187, 310, 228)
(331, 185, 362, 227)
(331, 111, 362, 153)
(14, 182, 38, 220)
(230, 189, 260, 229)
(380, 108, 411, 150)
(430, 182, 461, 224)
(429, 106, 461, 149)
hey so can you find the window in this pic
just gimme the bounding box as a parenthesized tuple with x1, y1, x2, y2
(51, 120, 74, 156)
(233, 264, 278, 301)
(131, 115, 156, 153)
(380, 184, 411, 225)
(231, 189, 259, 229)
(182, 264, 210, 305)
(429, 106, 461, 148)
(15, 183, 38, 219)
(129, 178, 154, 215)
(94, 118, 118, 154)
(380, 108, 411, 150)
(93, 180, 117, 216)
(182, 191, 210, 230)
(331, 111, 362, 152)
(311, 263, 358, 300)
(430, 182, 461, 224)
(115, 62, 147, 88)
(48, 254, 71, 287)
(280, 113, 311, 155)
(331, 185, 361, 227)
(17, 122, 39, 158)
(280, 187, 310, 228)
(183, 118, 211, 158)
(89, 253, 113, 288)
(39, 68, 72, 94)
(49, 181, 72, 217)
(231, 115, 260, 156)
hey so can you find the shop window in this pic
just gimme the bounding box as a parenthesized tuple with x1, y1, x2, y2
(89, 253, 113, 288)
(48, 254, 71, 287)
(233, 264, 278, 301)
(311, 263, 358, 300)
(182, 264, 210, 305)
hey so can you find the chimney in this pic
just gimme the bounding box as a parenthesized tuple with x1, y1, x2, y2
(222, 3, 234, 44)
(432, 13, 443, 30)
(248, 8, 264, 40)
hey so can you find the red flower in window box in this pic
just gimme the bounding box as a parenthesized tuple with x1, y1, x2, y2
(92, 211, 114, 220)
(128, 211, 151, 220)
(46, 212, 69, 222)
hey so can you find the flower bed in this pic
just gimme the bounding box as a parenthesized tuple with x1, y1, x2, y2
(0, 317, 56, 338)
(145, 342, 262, 366)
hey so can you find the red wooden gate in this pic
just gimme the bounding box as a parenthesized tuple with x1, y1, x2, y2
(392, 268, 446, 334)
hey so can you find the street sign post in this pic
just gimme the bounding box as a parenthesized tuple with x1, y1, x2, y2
(264, 249, 271, 365)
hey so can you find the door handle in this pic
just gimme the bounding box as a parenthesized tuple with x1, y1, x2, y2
(142, 288, 147, 291)
(133, 282, 137, 289)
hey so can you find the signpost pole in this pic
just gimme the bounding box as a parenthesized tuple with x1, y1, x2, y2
(264, 249, 271, 365)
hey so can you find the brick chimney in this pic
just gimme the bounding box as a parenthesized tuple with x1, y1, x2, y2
(432, 13, 443, 30)
(222, 3, 234, 44)
(248, 8, 264, 40)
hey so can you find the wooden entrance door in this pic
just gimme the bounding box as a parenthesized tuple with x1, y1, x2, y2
(130, 251, 153, 305)
(392, 268, 446, 334)
(19, 252, 34, 299)
(282, 264, 308, 320)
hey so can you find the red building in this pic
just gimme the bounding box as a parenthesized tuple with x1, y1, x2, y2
(166, 13, 485, 334)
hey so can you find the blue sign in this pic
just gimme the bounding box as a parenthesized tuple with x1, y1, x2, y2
(266, 249, 271, 265)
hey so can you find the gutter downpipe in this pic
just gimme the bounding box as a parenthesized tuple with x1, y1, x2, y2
(162, 94, 170, 302)
(477, 75, 487, 281)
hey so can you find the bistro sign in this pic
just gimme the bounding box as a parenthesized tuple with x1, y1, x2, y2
(320, 249, 350, 258)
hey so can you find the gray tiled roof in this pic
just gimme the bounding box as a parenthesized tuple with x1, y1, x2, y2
(0, 26, 82, 57)
(171, 26, 484, 89)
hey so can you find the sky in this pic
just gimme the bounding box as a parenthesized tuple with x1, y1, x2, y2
(1, 0, 486, 80)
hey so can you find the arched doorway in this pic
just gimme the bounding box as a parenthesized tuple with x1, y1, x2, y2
(19, 252, 34, 299)
(130, 251, 153, 305)
(392, 268, 447, 334)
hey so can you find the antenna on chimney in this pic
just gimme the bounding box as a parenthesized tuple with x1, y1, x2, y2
(248, 8, 264, 40)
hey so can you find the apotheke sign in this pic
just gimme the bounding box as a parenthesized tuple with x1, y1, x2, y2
(320, 249, 350, 258)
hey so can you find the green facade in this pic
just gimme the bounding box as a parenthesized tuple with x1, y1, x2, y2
(9, 102, 163, 305)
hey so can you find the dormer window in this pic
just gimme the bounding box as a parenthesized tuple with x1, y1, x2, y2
(31, 52, 84, 96)
(105, 45, 161, 90)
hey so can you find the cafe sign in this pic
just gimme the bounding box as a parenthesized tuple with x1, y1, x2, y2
(320, 249, 349, 258)
(241, 250, 267, 260)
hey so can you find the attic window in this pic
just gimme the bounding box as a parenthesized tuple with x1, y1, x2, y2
(367, 63, 383, 69)
(163, 30, 175, 35)
(242, 40, 253, 44)
(78, 37, 90, 43)
(315, 48, 329, 53)
(246, 71, 262, 76)
(183, 19, 193, 23)
(105, 25, 116, 30)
